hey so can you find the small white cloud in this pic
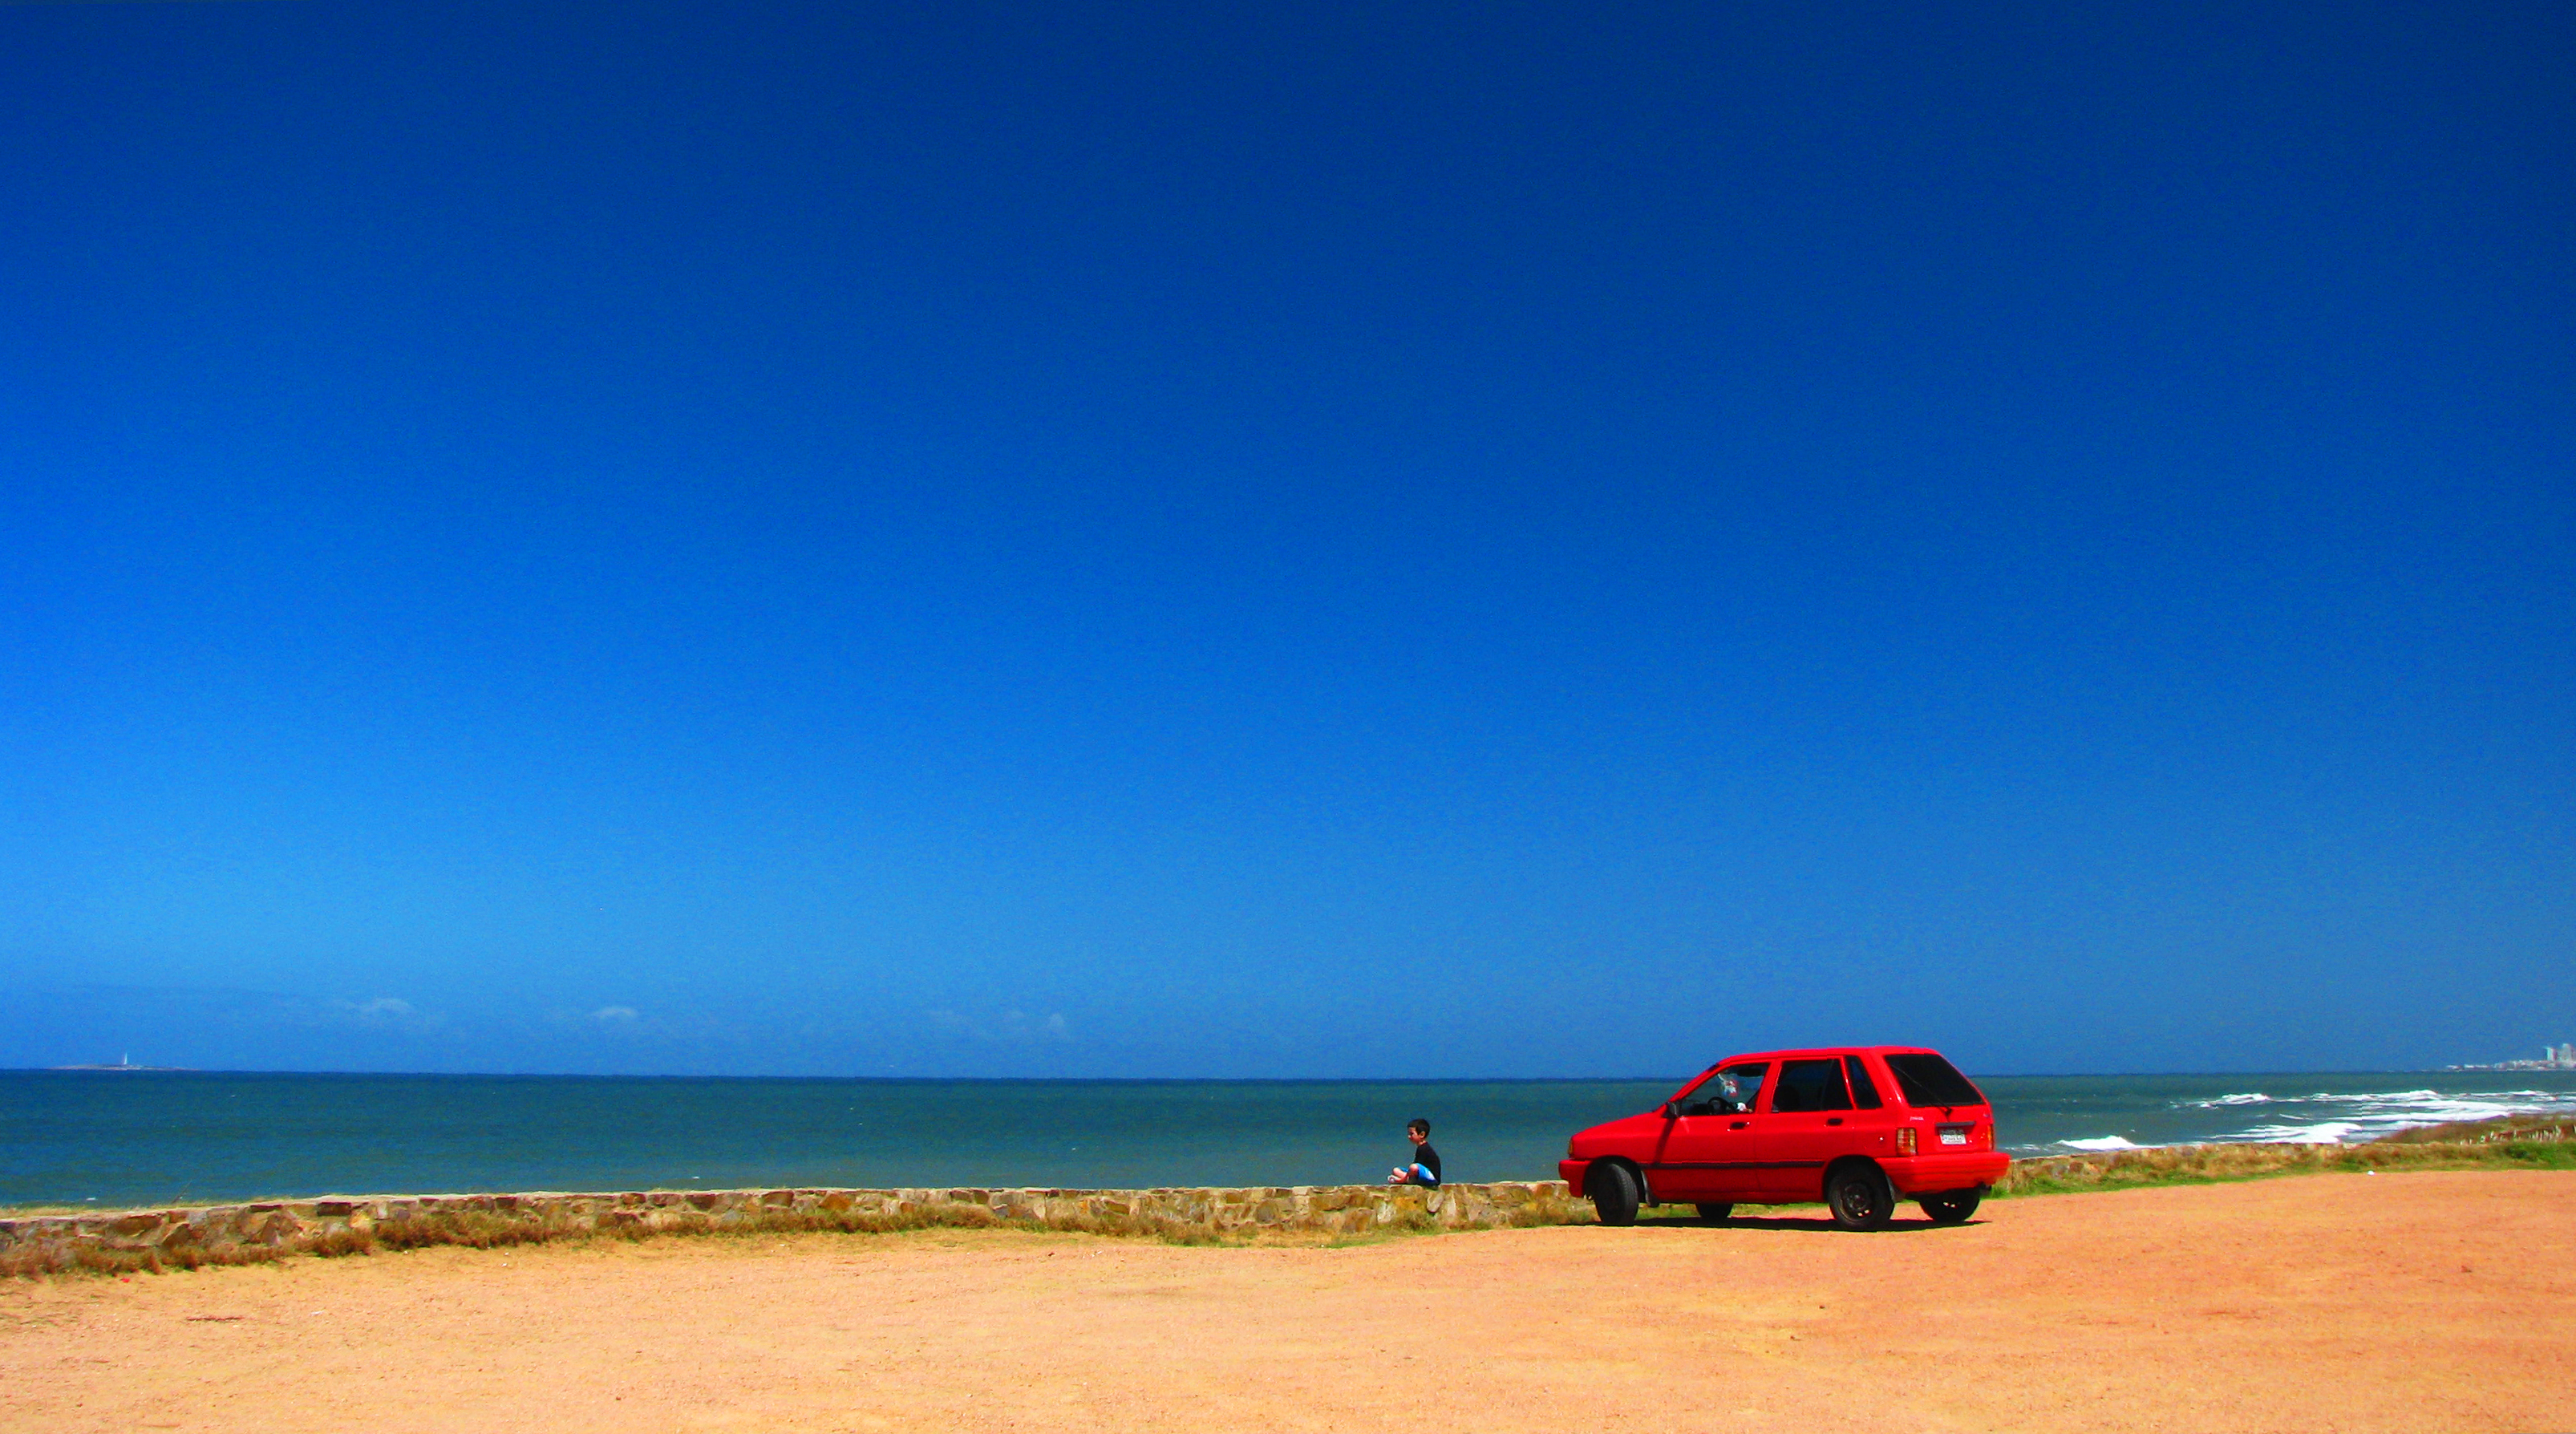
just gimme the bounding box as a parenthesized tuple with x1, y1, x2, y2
(319, 996, 439, 1031)
(592, 1006, 639, 1023)
(930, 1008, 1073, 1043)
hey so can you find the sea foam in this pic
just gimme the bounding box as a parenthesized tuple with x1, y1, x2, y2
(2236, 1120, 2363, 1144)
(2218, 1087, 2576, 1145)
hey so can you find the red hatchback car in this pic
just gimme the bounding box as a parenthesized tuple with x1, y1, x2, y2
(1559, 1046, 2010, 1229)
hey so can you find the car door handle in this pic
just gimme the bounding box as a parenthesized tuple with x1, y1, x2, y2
(1729, 1120, 1748, 1129)
(1826, 1118, 1843, 1126)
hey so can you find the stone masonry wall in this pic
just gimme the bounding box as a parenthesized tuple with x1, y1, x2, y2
(0, 1181, 1575, 1272)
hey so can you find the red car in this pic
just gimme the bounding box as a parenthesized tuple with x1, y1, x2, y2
(1558, 1046, 2009, 1229)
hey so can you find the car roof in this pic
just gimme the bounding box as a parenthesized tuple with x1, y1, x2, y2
(1726, 1045, 1941, 1061)
(1685, 1046, 1946, 1074)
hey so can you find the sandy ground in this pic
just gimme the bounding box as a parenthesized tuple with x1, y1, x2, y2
(3, 1171, 2570, 1434)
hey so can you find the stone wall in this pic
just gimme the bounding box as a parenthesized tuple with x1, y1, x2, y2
(0, 1181, 1577, 1273)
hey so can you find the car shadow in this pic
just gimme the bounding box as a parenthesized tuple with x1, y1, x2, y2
(1631, 1211, 1981, 1234)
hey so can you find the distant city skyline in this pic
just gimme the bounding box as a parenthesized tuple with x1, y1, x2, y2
(2470, 1044, 2576, 1073)
(4, 2, 2570, 1077)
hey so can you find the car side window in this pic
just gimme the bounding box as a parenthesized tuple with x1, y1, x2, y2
(1844, 1055, 1885, 1109)
(1677, 1063, 1768, 1116)
(1770, 1058, 1853, 1113)
(1719, 1064, 1767, 1113)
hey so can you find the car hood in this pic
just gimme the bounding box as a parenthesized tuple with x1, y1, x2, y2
(1569, 1109, 1667, 1156)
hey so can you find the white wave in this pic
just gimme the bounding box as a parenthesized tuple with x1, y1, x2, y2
(2237, 1120, 2362, 1144)
(2216, 1087, 2576, 1145)
(2190, 1093, 2273, 1107)
(2057, 1135, 2145, 1152)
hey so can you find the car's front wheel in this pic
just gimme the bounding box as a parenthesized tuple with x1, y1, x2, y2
(1694, 1202, 1733, 1222)
(1919, 1189, 1982, 1225)
(1826, 1165, 1894, 1231)
(1588, 1164, 1642, 1227)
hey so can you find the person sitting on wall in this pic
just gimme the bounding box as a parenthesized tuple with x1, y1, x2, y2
(1387, 1118, 1442, 1188)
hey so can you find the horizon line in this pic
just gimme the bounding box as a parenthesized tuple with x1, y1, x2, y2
(12, 1065, 2546, 1082)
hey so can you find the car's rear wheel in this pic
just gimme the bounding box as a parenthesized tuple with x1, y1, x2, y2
(1826, 1165, 1894, 1231)
(1919, 1189, 1982, 1225)
(1588, 1164, 1642, 1227)
(1694, 1202, 1733, 1222)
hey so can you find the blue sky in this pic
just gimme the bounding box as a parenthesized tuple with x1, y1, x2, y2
(3, 2, 2569, 1077)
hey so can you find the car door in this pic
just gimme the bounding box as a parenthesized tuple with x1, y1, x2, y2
(1752, 1056, 1855, 1201)
(1648, 1063, 1769, 1204)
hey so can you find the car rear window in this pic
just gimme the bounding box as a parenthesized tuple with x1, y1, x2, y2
(1883, 1053, 1987, 1108)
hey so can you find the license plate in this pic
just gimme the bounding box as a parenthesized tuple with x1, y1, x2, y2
(1938, 1129, 1969, 1146)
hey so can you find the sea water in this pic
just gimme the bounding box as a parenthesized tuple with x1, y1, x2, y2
(6, 1068, 2574, 1209)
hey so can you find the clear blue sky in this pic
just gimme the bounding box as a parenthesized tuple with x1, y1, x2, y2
(3, 2, 2568, 1077)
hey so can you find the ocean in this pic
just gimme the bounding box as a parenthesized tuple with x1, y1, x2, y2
(7, 1068, 2574, 1210)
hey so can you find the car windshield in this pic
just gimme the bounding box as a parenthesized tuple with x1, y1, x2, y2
(1883, 1053, 1987, 1108)
(1676, 1063, 1767, 1115)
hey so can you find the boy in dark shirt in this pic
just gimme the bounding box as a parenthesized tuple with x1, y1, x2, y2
(1387, 1118, 1441, 1188)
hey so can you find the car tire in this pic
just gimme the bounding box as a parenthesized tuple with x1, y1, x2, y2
(1826, 1165, 1894, 1231)
(1589, 1164, 1642, 1227)
(1918, 1189, 1982, 1225)
(1694, 1202, 1733, 1222)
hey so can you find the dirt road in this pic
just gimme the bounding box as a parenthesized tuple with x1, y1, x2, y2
(4, 1170, 2568, 1433)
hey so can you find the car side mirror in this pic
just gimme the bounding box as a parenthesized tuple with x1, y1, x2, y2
(1661, 1101, 1679, 1120)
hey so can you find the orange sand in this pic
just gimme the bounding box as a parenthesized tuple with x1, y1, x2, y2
(4, 1170, 2569, 1433)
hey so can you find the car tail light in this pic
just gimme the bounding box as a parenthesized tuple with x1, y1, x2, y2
(1895, 1127, 1918, 1156)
